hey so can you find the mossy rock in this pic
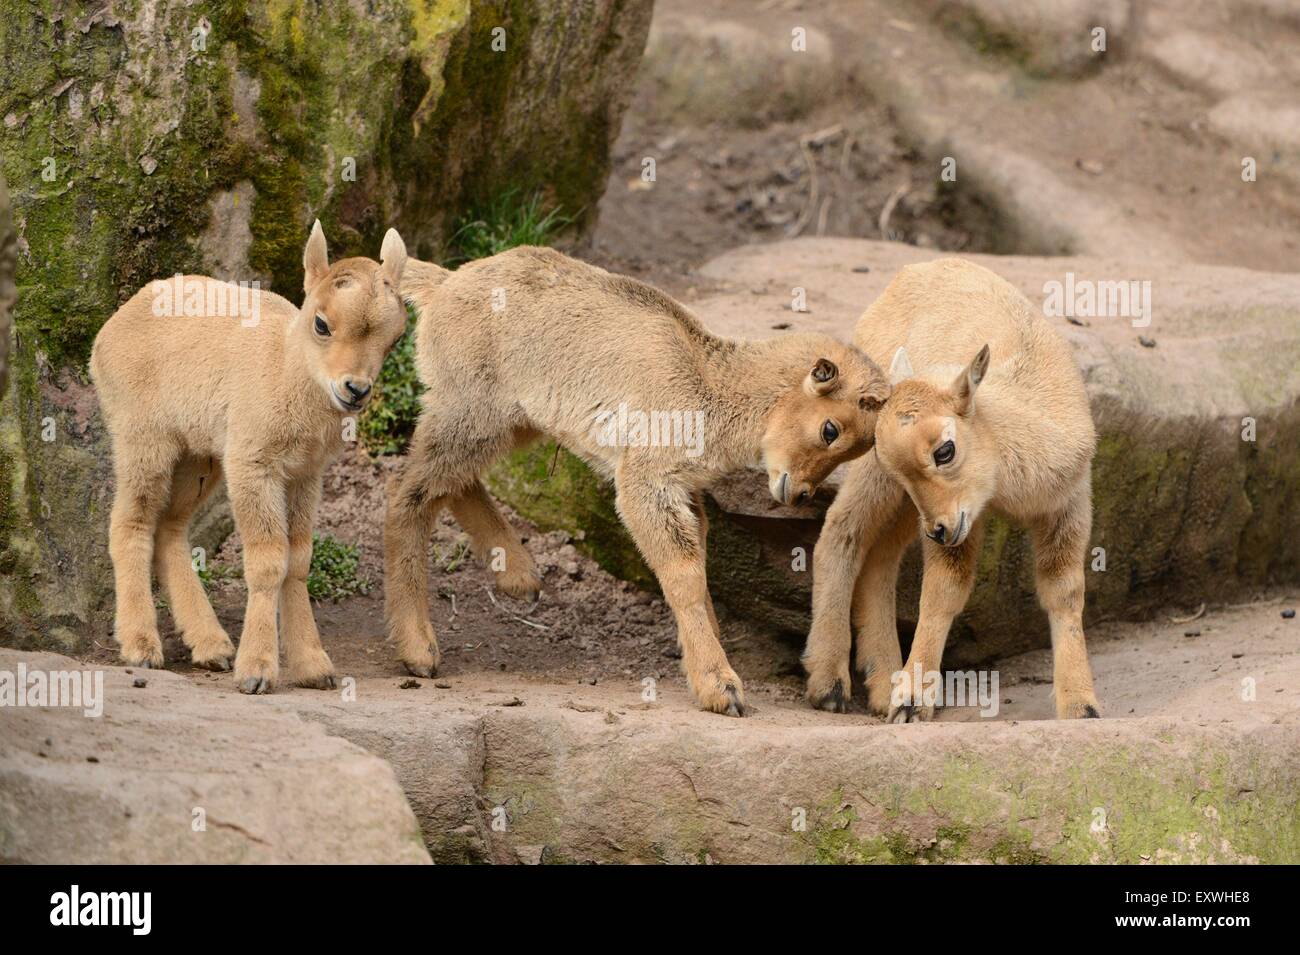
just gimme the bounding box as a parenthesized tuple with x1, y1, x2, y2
(0, 0, 652, 649)
(419, 704, 1300, 865)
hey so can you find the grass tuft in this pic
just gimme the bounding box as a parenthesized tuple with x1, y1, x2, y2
(447, 189, 572, 264)
(307, 533, 370, 602)
(359, 190, 569, 454)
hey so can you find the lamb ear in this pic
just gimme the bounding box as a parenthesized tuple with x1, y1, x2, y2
(303, 219, 329, 292)
(953, 343, 990, 416)
(804, 357, 839, 397)
(889, 347, 914, 384)
(380, 228, 407, 286)
(860, 379, 890, 412)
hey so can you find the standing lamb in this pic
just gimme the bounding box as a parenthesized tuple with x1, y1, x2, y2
(387, 247, 891, 716)
(91, 222, 408, 693)
(803, 257, 1101, 721)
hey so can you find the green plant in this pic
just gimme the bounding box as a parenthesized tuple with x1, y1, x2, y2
(358, 304, 424, 455)
(360, 190, 570, 454)
(197, 561, 237, 591)
(307, 533, 370, 602)
(447, 189, 573, 264)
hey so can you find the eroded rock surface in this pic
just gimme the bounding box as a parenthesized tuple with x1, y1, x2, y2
(0, 651, 429, 863)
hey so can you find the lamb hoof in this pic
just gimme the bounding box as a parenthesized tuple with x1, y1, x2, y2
(810, 678, 847, 714)
(238, 676, 271, 695)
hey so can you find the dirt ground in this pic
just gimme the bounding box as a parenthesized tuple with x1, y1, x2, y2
(82, 449, 804, 699)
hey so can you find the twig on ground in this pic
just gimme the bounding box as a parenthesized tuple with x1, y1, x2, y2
(787, 125, 844, 238)
(1168, 602, 1206, 624)
(786, 136, 819, 238)
(879, 183, 910, 240)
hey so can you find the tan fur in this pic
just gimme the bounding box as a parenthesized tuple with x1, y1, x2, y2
(387, 247, 891, 716)
(804, 257, 1101, 721)
(90, 222, 408, 693)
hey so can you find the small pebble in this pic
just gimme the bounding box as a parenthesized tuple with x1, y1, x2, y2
(851, 266, 871, 273)
(398, 678, 421, 689)
(132, 677, 147, 688)
(1231, 652, 1244, 659)
(434, 680, 452, 689)
(1184, 630, 1200, 637)
(1138, 336, 1156, 348)
(1282, 609, 1295, 619)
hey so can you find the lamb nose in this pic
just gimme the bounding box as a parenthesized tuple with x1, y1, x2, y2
(929, 523, 947, 544)
(344, 379, 371, 400)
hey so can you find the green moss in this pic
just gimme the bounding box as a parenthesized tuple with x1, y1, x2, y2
(1237, 402, 1300, 581)
(427, 829, 488, 865)
(792, 739, 1300, 866)
(487, 441, 655, 589)
(1, 1, 247, 367)
(805, 797, 975, 865)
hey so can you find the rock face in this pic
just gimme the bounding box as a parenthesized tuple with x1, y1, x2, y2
(0, 650, 429, 863)
(0, 174, 13, 396)
(0, 0, 652, 650)
(11, 594, 1298, 864)
(917, 0, 1131, 77)
(491, 239, 1300, 664)
(295, 598, 1300, 865)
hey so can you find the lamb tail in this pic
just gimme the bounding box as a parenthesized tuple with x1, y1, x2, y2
(400, 258, 452, 307)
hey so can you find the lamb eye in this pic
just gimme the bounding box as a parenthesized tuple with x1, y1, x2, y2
(821, 420, 839, 445)
(934, 440, 955, 466)
(314, 314, 331, 337)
